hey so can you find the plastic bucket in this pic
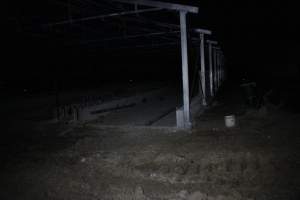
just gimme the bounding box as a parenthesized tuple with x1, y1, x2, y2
(224, 115, 236, 128)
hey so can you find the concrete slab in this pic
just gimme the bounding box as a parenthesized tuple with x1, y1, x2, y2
(90, 87, 180, 127)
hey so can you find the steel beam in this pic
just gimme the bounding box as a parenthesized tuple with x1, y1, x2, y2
(180, 11, 191, 128)
(195, 28, 212, 35)
(47, 8, 162, 26)
(207, 40, 218, 45)
(73, 30, 181, 45)
(113, 0, 199, 13)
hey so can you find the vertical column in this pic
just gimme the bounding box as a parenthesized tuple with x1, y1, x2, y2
(208, 42, 213, 97)
(216, 50, 219, 88)
(213, 47, 218, 93)
(200, 33, 207, 106)
(219, 52, 222, 83)
(217, 49, 221, 88)
(219, 51, 222, 85)
(180, 11, 191, 128)
(222, 53, 225, 82)
(220, 52, 223, 83)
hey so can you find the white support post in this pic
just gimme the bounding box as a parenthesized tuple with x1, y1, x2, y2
(216, 50, 219, 88)
(222, 53, 225, 82)
(218, 50, 222, 87)
(219, 52, 222, 83)
(180, 11, 191, 129)
(220, 53, 223, 83)
(217, 50, 220, 89)
(213, 47, 218, 93)
(208, 42, 214, 97)
(200, 33, 207, 106)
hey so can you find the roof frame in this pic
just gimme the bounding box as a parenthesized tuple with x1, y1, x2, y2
(46, 0, 198, 27)
(111, 0, 199, 13)
(47, 7, 162, 26)
(195, 28, 212, 35)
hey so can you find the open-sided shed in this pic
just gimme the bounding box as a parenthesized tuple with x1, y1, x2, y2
(8, 0, 225, 128)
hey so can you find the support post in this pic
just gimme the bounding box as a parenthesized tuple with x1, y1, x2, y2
(200, 33, 207, 106)
(213, 47, 218, 93)
(221, 53, 225, 82)
(180, 11, 191, 128)
(218, 50, 221, 87)
(208, 42, 213, 97)
(216, 50, 219, 88)
(220, 52, 223, 83)
(216, 49, 220, 89)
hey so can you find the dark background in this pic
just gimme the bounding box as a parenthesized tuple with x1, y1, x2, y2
(2, 0, 299, 95)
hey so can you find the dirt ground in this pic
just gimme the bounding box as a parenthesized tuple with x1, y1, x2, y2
(0, 88, 299, 200)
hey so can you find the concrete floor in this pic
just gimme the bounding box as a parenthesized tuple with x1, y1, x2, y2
(88, 87, 181, 127)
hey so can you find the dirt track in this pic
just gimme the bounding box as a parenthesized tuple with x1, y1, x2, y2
(1, 92, 299, 200)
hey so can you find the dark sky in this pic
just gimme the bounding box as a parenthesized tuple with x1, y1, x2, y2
(2, 0, 299, 91)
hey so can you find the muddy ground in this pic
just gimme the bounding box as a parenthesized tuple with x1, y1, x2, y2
(0, 88, 299, 200)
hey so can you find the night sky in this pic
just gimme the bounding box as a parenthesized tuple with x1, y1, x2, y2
(2, 0, 299, 94)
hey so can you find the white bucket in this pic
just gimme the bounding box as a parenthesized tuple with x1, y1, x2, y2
(224, 115, 236, 128)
